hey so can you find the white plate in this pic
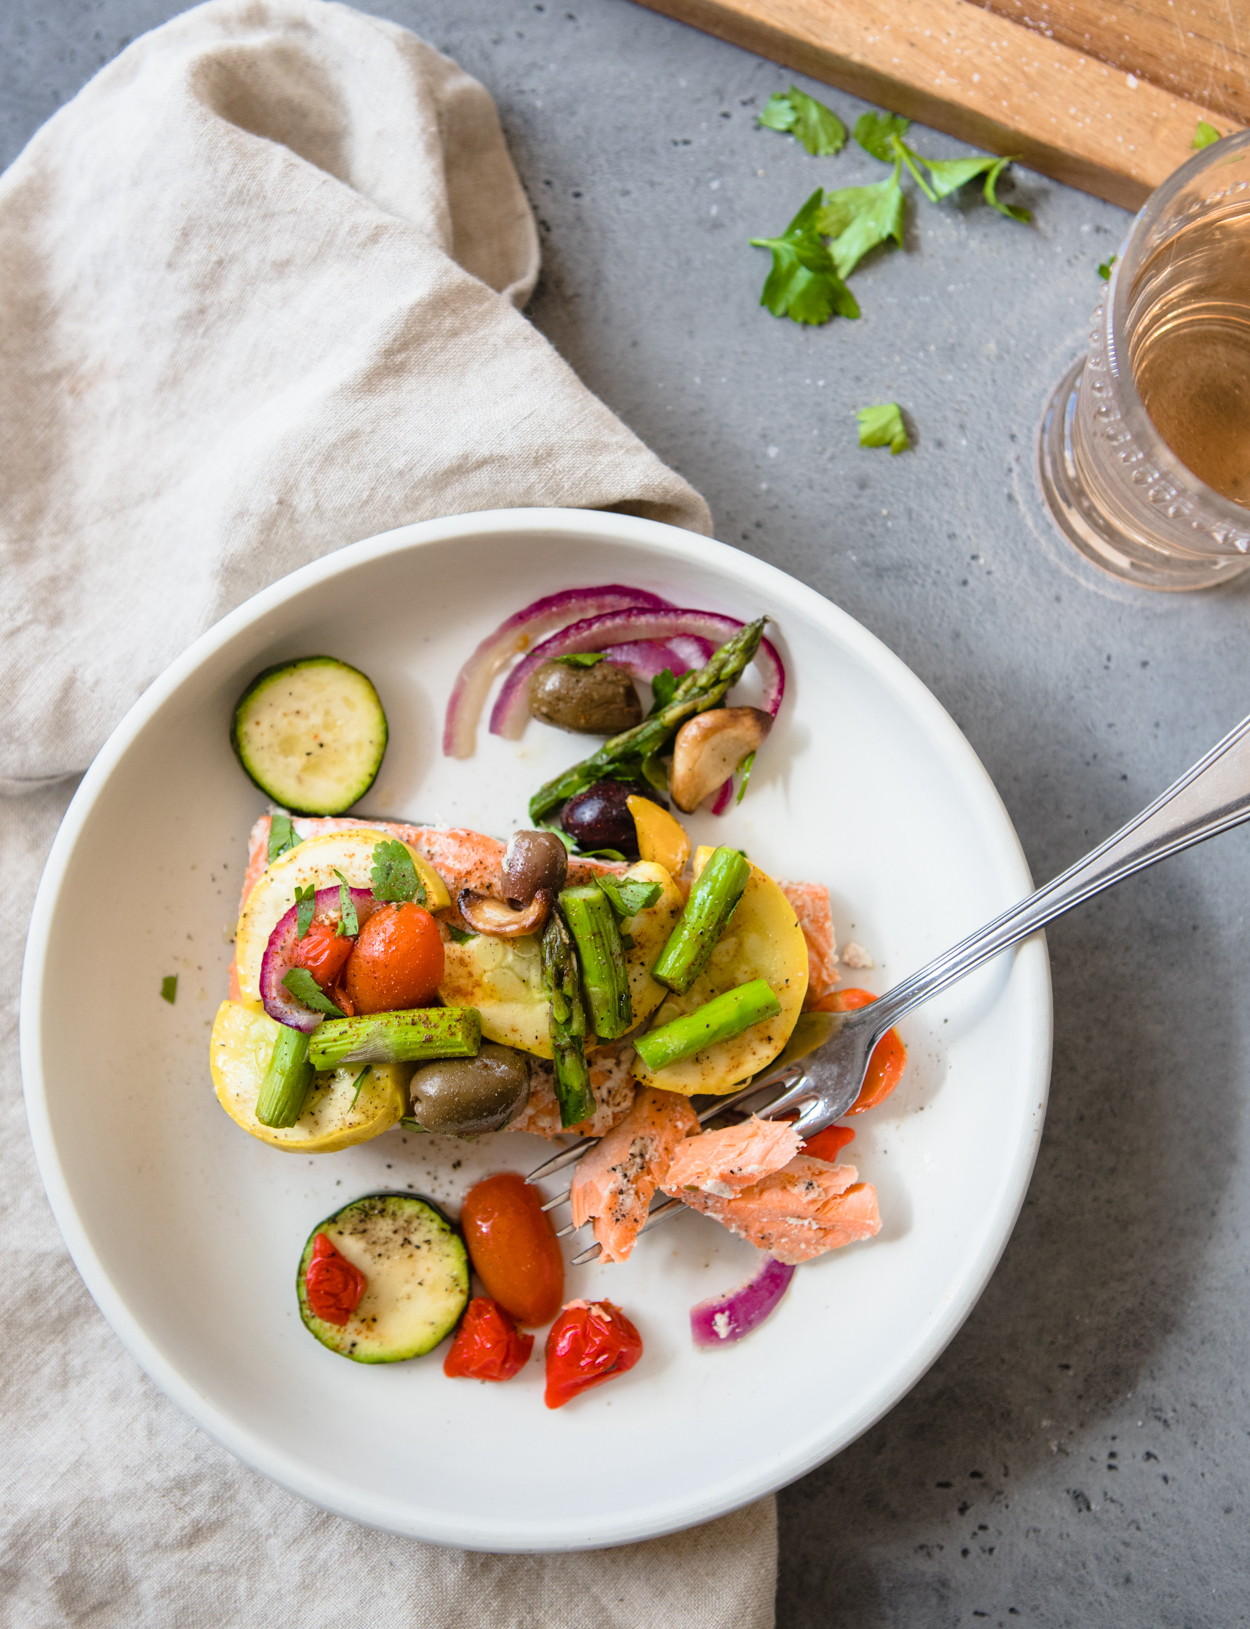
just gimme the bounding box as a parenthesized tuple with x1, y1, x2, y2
(21, 509, 1051, 1551)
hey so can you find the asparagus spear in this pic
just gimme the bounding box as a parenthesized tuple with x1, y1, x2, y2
(651, 845, 752, 993)
(528, 618, 768, 823)
(256, 1025, 315, 1128)
(309, 1007, 480, 1071)
(559, 884, 632, 1040)
(540, 906, 595, 1127)
(634, 979, 782, 1073)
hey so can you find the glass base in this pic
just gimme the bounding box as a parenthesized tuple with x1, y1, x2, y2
(1039, 359, 1250, 592)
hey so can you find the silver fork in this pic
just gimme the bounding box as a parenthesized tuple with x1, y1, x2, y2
(532, 708, 1250, 1264)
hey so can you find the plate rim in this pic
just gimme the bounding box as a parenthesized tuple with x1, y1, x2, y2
(19, 506, 1052, 1549)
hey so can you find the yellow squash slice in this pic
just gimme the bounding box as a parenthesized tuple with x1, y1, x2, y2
(210, 999, 408, 1151)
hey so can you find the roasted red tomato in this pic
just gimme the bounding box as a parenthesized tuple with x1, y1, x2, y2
(342, 902, 444, 1015)
(443, 1297, 534, 1382)
(544, 1300, 642, 1409)
(812, 988, 907, 1113)
(292, 919, 355, 992)
(460, 1172, 564, 1327)
(304, 1233, 367, 1326)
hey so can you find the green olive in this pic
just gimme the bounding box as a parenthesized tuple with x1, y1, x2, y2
(529, 660, 643, 734)
(407, 1044, 531, 1136)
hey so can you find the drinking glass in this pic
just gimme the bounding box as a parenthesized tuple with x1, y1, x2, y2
(1040, 131, 1250, 591)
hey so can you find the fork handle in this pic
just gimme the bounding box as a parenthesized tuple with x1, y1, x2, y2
(863, 710, 1250, 1040)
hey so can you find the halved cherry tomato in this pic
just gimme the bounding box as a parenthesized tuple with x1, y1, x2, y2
(803, 1124, 856, 1163)
(544, 1299, 642, 1409)
(292, 919, 354, 992)
(444, 1297, 534, 1381)
(304, 1233, 366, 1326)
(812, 988, 907, 1113)
(460, 1172, 564, 1327)
(342, 902, 444, 1015)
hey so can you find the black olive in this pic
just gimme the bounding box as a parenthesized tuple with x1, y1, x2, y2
(502, 830, 568, 905)
(530, 660, 643, 734)
(560, 779, 652, 857)
(407, 1044, 531, 1136)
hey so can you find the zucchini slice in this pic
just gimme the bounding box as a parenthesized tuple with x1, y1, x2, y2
(297, 1194, 469, 1363)
(231, 656, 387, 815)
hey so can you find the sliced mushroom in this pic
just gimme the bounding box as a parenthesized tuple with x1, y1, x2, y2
(669, 707, 772, 813)
(457, 886, 554, 937)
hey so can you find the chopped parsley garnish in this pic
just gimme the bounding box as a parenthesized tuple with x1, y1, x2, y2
(160, 975, 178, 1004)
(736, 749, 757, 804)
(640, 751, 668, 797)
(369, 838, 426, 905)
(857, 403, 910, 454)
(759, 87, 847, 156)
(554, 651, 607, 668)
(750, 188, 860, 326)
(267, 814, 301, 863)
(348, 1066, 371, 1107)
(282, 967, 346, 1018)
(817, 170, 904, 277)
(294, 883, 317, 940)
(332, 869, 359, 936)
(446, 924, 478, 944)
(650, 668, 679, 714)
(1193, 120, 1221, 150)
(852, 110, 910, 163)
(1098, 254, 1117, 281)
(581, 847, 628, 862)
(596, 875, 664, 918)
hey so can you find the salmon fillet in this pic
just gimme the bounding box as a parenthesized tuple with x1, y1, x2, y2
(663, 1152, 881, 1264)
(662, 1116, 802, 1198)
(780, 880, 839, 1005)
(510, 1045, 638, 1140)
(569, 1087, 699, 1263)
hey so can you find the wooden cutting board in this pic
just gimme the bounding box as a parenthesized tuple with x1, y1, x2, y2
(629, 0, 1248, 207)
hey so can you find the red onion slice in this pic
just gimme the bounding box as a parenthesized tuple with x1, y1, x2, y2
(490, 609, 786, 740)
(599, 636, 716, 683)
(690, 1255, 796, 1348)
(709, 777, 735, 816)
(260, 885, 377, 1030)
(442, 586, 673, 759)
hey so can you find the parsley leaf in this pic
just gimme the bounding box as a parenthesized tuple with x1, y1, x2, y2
(854, 110, 910, 162)
(541, 822, 578, 854)
(295, 883, 317, 940)
(650, 668, 678, 713)
(858, 403, 910, 454)
(984, 156, 1030, 222)
(1193, 120, 1221, 149)
(160, 975, 177, 1004)
(369, 838, 425, 905)
(555, 651, 606, 668)
(758, 87, 847, 156)
(581, 847, 628, 862)
(920, 154, 998, 199)
(750, 189, 860, 326)
(348, 1066, 371, 1107)
(596, 875, 664, 918)
(736, 749, 757, 804)
(267, 814, 301, 864)
(333, 869, 359, 936)
(1098, 254, 1117, 281)
(818, 169, 905, 277)
(446, 924, 478, 944)
(282, 967, 346, 1018)
(641, 751, 669, 797)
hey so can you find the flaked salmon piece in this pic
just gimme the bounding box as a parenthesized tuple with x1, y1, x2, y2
(569, 1087, 700, 1263)
(510, 1043, 638, 1141)
(780, 880, 839, 1005)
(662, 1116, 802, 1198)
(666, 1153, 881, 1265)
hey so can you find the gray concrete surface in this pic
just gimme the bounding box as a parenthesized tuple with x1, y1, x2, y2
(5, 2, 1250, 1625)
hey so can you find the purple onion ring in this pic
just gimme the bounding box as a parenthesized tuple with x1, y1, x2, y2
(689, 1255, 796, 1348)
(259, 884, 378, 1030)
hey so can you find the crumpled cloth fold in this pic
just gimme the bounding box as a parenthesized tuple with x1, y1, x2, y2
(1, 3, 774, 1624)
(0, 0, 710, 792)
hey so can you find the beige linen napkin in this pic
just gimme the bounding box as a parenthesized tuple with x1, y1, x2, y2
(1, 3, 775, 1623)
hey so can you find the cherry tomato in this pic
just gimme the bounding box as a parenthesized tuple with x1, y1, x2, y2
(292, 919, 354, 992)
(304, 1233, 367, 1326)
(443, 1297, 534, 1382)
(342, 902, 444, 1015)
(803, 1124, 856, 1163)
(544, 1299, 642, 1409)
(812, 988, 907, 1113)
(460, 1172, 564, 1327)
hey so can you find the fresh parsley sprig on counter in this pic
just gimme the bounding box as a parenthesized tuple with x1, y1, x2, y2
(853, 111, 1030, 223)
(758, 87, 847, 156)
(857, 403, 910, 455)
(749, 189, 860, 326)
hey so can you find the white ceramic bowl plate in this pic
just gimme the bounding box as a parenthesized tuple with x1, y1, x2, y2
(21, 510, 1050, 1550)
